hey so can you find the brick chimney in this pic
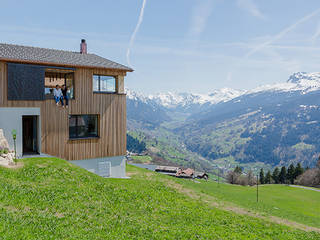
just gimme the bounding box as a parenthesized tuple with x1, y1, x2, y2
(80, 39, 87, 54)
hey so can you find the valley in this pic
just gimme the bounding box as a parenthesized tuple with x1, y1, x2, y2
(127, 72, 320, 173)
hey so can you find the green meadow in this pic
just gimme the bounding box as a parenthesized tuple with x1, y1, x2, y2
(0, 158, 319, 239)
(174, 177, 320, 229)
(130, 155, 152, 163)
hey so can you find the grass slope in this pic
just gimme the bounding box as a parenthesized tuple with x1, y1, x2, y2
(130, 155, 152, 164)
(174, 178, 320, 229)
(0, 158, 319, 239)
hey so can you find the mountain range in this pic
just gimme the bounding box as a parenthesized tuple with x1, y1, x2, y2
(126, 72, 320, 173)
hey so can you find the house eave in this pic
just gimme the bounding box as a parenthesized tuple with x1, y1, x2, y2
(0, 58, 134, 74)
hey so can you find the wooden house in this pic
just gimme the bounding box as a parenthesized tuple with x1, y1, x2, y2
(0, 40, 132, 177)
(155, 166, 180, 176)
(176, 168, 194, 179)
(195, 172, 209, 180)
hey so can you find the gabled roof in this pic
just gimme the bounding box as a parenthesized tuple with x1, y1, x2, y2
(195, 172, 208, 177)
(155, 166, 180, 172)
(181, 168, 194, 176)
(0, 43, 133, 72)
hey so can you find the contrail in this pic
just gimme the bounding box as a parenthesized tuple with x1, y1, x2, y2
(227, 8, 320, 83)
(245, 7, 320, 58)
(127, 0, 147, 68)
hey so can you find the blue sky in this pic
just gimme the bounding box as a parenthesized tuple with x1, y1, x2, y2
(1, 0, 320, 94)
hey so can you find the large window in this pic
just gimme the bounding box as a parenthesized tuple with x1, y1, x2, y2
(7, 63, 45, 100)
(93, 75, 116, 93)
(69, 115, 99, 139)
(45, 69, 74, 99)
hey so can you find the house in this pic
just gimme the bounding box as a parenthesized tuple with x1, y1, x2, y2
(176, 169, 209, 180)
(195, 172, 209, 180)
(0, 40, 133, 178)
(155, 166, 180, 176)
(155, 165, 209, 180)
(176, 168, 194, 179)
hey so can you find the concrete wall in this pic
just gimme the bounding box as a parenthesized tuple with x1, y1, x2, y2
(0, 107, 41, 157)
(71, 156, 126, 178)
(0, 107, 126, 178)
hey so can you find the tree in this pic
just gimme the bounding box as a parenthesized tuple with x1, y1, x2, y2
(127, 134, 147, 153)
(294, 163, 304, 180)
(234, 166, 242, 174)
(227, 171, 240, 184)
(238, 175, 249, 186)
(265, 170, 272, 184)
(247, 170, 255, 186)
(316, 156, 320, 185)
(279, 166, 287, 184)
(272, 167, 280, 184)
(227, 169, 258, 186)
(296, 168, 320, 187)
(287, 164, 295, 184)
(259, 168, 265, 184)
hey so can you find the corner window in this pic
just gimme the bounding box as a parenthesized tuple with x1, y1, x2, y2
(69, 115, 99, 139)
(93, 75, 116, 93)
(45, 69, 75, 99)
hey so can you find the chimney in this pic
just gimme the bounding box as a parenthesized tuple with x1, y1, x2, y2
(80, 39, 87, 54)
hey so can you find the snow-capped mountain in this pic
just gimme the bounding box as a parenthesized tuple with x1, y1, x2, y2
(127, 72, 320, 111)
(177, 72, 320, 168)
(126, 88, 148, 102)
(248, 72, 320, 95)
(126, 88, 245, 110)
(126, 88, 170, 128)
(148, 88, 245, 108)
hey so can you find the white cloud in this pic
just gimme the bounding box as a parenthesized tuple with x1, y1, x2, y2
(237, 0, 265, 20)
(189, 0, 214, 37)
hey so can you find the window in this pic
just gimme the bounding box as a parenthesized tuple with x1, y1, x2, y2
(7, 63, 45, 100)
(45, 69, 75, 99)
(69, 115, 99, 139)
(93, 75, 116, 93)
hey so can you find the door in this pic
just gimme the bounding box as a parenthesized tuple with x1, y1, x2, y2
(22, 116, 38, 155)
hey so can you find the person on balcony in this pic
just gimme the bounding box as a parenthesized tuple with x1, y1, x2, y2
(62, 84, 69, 108)
(53, 85, 64, 107)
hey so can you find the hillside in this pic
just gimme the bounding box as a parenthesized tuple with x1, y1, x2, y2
(175, 176, 320, 229)
(0, 158, 319, 239)
(127, 72, 320, 172)
(178, 90, 320, 170)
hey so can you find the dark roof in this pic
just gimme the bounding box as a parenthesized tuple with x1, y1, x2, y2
(0, 43, 133, 71)
(195, 172, 208, 177)
(155, 166, 180, 172)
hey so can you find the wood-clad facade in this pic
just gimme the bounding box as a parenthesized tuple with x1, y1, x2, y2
(0, 61, 128, 161)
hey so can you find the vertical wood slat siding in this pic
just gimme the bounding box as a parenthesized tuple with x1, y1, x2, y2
(0, 61, 127, 160)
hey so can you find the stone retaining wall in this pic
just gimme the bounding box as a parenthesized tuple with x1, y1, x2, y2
(0, 129, 15, 166)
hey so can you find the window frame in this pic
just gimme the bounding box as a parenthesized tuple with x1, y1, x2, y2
(93, 74, 117, 94)
(68, 114, 100, 140)
(44, 68, 75, 100)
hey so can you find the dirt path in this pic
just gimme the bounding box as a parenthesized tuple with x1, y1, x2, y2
(164, 179, 320, 233)
(289, 185, 320, 192)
